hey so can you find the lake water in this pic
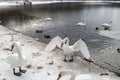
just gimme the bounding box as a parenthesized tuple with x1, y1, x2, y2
(0, 2, 120, 49)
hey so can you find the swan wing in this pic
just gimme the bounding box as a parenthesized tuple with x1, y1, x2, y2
(44, 36, 63, 52)
(76, 74, 101, 80)
(73, 39, 90, 59)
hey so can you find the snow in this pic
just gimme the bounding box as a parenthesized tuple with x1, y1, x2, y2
(0, 25, 120, 80)
(0, 1, 120, 7)
(99, 30, 120, 40)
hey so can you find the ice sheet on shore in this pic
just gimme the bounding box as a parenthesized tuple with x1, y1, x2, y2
(99, 30, 120, 40)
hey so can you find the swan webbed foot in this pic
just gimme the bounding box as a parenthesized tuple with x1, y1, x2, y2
(68, 55, 74, 62)
(14, 72, 22, 76)
(20, 69, 27, 73)
(63, 55, 68, 62)
(63, 59, 68, 62)
(13, 68, 22, 76)
(19, 67, 27, 73)
(68, 58, 73, 62)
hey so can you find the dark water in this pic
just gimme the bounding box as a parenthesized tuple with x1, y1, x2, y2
(0, 2, 120, 49)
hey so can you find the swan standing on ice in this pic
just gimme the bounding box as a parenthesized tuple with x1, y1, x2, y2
(44, 36, 90, 62)
(7, 42, 27, 76)
(60, 39, 90, 62)
(57, 70, 109, 80)
(102, 21, 112, 30)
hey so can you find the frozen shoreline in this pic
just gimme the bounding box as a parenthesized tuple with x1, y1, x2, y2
(0, 25, 120, 80)
(0, 1, 120, 6)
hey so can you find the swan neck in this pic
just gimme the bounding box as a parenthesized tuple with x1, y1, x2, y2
(62, 71, 76, 80)
(69, 72, 76, 80)
(14, 42, 23, 59)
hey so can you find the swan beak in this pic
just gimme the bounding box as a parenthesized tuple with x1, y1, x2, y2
(61, 43, 64, 48)
(11, 44, 14, 51)
(57, 74, 61, 80)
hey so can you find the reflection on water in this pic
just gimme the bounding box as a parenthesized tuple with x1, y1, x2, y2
(0, 2, 120, 49)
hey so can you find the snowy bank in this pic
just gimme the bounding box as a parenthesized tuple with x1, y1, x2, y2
(0, 25, 120, 80)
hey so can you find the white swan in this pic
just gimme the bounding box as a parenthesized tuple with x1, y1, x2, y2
(7, 41, 27, 76)
(60, 39, 90, 62)
(44, 36, 90, 62)
(102, 21, 112, 30)
(76, 20, 86, 26)
(57, 70, 109, 80)
(44, 36, 69, 52)
(46, 17, 52, 21)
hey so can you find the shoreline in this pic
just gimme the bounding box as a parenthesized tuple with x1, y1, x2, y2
(0, 25, 120, 80)
(0, 1, 120, 6)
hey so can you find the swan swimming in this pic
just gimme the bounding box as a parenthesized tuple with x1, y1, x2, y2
(102, 21, 112, 30)
(7, 41, 27, 76)
(44, 36, 90, 62)
(76, 20, 86, 26)
(57, 70, 109, 80)
(46, 17, 52, 21)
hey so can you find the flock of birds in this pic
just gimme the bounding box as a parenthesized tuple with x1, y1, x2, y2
(7, 36, 90, 76)
(5, 18, 113, 80)
(76, 20, 112, 31)
(5, 36, 111, 80)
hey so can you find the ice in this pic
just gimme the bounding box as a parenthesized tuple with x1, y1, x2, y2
(99, 30, 120, 40)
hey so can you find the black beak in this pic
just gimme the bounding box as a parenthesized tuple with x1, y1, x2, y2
(57, 74, 61, 80)
(61, 43, 64, 48)
(65, 40, 67, 44)
(11, 44, 14, 52)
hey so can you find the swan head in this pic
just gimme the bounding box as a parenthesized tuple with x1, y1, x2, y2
(57, 71, 67, 80)
(10, 42, 16, 52)
(10, 41, 21, 52)
(57, 70, 75, 80)
(81, 38, 85, 41)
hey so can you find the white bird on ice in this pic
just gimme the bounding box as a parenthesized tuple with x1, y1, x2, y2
(57, 70, 109, 80)
(7, 41, 27, 76)
(44, 36, 90, 62)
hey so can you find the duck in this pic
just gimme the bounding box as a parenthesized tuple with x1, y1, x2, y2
(44, 36, 90, 62)
(102, 21, 112, 30)
(7, 41, 27, 76)
(44, 36, 69, 52)
(57, 70, 109, 80)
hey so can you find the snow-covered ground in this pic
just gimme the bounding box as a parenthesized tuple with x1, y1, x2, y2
(0, 24, 120, 80)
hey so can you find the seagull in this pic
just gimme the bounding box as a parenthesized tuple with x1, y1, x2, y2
(44, 36, 90, 62)
(7, 41, 27, 76)
(57, 70, 109, 80)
